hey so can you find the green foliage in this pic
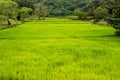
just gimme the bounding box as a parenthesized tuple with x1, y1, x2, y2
(0, 0, 18, 25)
(34, 2, 48, 20)
(83, 0, 120, 35)
(12, 0, 94, 17)
(93, 7, 108, 23)
(104, 0, 120, 35)
(83, 0, 103, 16)
(13, 0, 35, 9)
(0, 15, 7, 21)
(94, 7, 108, 19)
(45, 0, 93, 16)
(116, 31, 120, 36)
(18, 7, 33, 22)
(74, 9, 87, 20)
(107, 18, 120, 35)
(112, 8, 120, 18)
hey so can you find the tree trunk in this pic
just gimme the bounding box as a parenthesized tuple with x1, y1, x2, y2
(7, 19, 11, 25)
(17, 15, 21, 21)
(39, 16, 41, 20)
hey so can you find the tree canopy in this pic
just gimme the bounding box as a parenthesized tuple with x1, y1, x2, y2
(0, 0, 18, 25)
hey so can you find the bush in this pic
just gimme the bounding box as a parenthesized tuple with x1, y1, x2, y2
(94, 7, 108, 19)
(107, 18, 120, 30)
(74, 9, 87, 20)
(5, 19, 22, 28)
(107, 18, 120, 36)
(93, 7, 108, 23)
(115, 31, 120, 36)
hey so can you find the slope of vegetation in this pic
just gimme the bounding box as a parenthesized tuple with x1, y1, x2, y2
(0, 18, 120, 80)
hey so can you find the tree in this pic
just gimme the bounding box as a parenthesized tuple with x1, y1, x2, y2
(0, 0, 18, 25)
(45, 0, 93, 16)
(105, 0, 120, 35)
(34, 0, 48, 20)
(74, 9, 87, 20)
(93, 7, 108, 23)
(18, 7, 32, 22)
(112, 7, 120, 18)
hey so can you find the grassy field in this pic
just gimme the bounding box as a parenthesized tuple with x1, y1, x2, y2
(0, 18, 120, 80)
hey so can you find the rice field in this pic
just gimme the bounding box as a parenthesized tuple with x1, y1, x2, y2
(0, 18, 120, 80)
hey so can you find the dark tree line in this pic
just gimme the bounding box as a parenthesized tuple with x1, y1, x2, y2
(73, 0, 120, 35)
(0, 0, 47, 25)
(45, 0, 93, 16)
(0, 0, 93, 25)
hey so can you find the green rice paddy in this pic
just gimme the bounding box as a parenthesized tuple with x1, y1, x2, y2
(0, 18, 120, 80)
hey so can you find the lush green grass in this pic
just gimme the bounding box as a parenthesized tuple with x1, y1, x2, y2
(0, 18, 120, 80)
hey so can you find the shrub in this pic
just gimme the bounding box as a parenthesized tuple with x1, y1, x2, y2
(116, 31, 120, 36)
(107, 18, 120, 36)
(74, 9, 87, 20)
(93, 7, 108, 23)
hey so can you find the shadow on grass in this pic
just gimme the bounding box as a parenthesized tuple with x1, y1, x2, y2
(0, 76, 24, 80)
(0, 24, 18, 31)
(0, 35, 119, 43)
